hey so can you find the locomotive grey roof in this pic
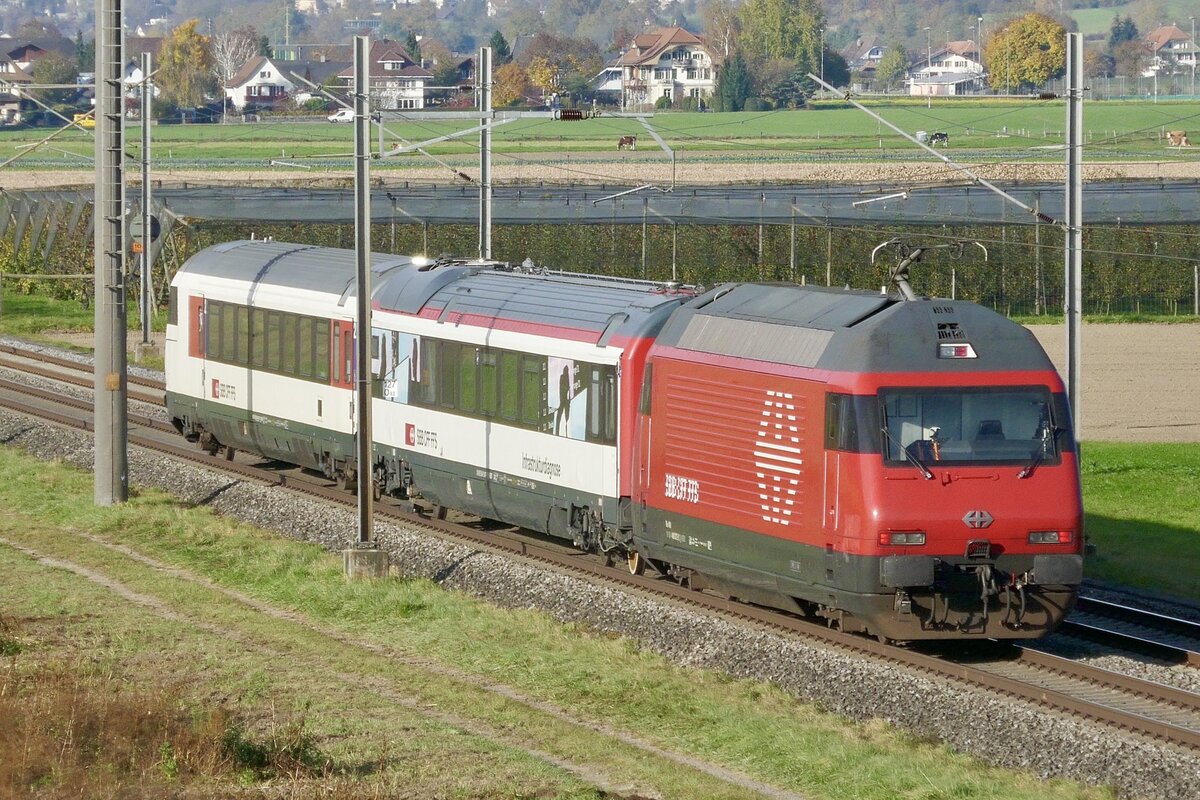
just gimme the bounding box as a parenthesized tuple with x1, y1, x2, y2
(659, 283, 1055, 375)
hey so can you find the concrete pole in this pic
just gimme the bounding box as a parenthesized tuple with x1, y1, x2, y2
(1065, 32, 1084, 441)
(94, 0, 127, 505)
(140, 50, 152, 348)
(354, 34, 374, 546)
(478, 46, 492, 260)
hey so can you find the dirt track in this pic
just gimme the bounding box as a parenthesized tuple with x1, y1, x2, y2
(5, 158, 1200, 191)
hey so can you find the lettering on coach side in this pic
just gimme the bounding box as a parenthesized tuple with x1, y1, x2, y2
(521, 453, 562, 479)
(755, 389, 802, 525)
(210, 379, 237, 401)
(405, 423, 438, 449)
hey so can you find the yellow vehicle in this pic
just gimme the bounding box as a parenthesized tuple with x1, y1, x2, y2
(73, 113, 95, 129)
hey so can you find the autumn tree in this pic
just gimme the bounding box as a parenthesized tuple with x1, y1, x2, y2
(211, 26, 260, 93)
(1112, 39, 1148, 80)
(16, 19, 62, 39)
(526, 55, 560, 102)
(983, 12, 1066, 91)
(157, 19, 216, 108)
(875, 45, 910, 91)
(492, 62, 529, 106)
(702, 0, 741, 59)
(31, 51, 79, 104)
(518, 32, 600, 101)
(1083, 49, 1115, 79)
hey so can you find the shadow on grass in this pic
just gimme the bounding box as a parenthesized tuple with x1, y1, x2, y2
(1084, 512, 1200, 604)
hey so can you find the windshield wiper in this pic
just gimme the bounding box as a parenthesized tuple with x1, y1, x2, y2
(881, 427, 934, 480)
(1017, 426, 1061, 479)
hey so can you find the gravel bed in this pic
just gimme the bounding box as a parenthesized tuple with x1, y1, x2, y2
(0, 352, 1197, 799)
(1028, 635, 1200, 695)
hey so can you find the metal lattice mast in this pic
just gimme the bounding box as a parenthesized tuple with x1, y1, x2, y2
(94, 0, 127, 505)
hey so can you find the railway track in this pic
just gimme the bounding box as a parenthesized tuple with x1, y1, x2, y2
(1, 343, 1198, 753)
(1060, 596, 1200, 668)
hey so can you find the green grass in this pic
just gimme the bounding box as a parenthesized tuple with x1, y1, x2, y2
(0, 444, 1117, 800)
(1081, 441, 1200, 599)
(1070, 2, 1198, 38)
(3, 98, 1199, 163)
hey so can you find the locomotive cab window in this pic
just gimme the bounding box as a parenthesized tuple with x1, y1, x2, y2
(880, 387, 1064, 466)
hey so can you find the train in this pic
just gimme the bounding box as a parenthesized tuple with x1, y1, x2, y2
(164, 240, 1084, 641)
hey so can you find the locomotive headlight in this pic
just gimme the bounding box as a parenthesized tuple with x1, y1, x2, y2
(1028, 530, 1074, 544)
(879, 531, 926, 546)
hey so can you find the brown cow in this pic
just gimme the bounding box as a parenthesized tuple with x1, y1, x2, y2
(1167, 130, 1190, 147)
(617, 135, 637, 150)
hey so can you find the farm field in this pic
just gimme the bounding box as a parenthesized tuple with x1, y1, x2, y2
(2, 99, 1199, 166)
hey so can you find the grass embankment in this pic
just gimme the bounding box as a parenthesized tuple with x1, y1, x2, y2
(1, 99, 1197, 163)
(1082, 442, 1200, 599)
(0, 446, 1115, 800)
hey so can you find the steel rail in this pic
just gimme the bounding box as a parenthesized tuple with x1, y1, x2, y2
(0, 358, 1197, 752)
(1061, 596, 1200, 668)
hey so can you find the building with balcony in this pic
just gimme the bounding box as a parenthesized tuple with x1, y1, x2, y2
(616, 26, 717, 110)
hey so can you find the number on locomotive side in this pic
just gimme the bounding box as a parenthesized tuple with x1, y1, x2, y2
(664, 473, 700, 503)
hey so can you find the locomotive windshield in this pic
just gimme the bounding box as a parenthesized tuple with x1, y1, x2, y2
(880, 387, 1065, 466)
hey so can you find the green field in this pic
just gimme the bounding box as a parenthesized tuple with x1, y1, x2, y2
(0, 444, 1121, 799)
(1070, 1, 1198, 38)
(1081, 442, 1200, 598)
(3, 99, 1199, 164)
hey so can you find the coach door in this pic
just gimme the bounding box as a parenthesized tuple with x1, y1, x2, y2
(189, 293, 206, 394)
(331, 319, 356, 432)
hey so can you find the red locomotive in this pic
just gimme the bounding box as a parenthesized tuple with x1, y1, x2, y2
(631, 283, 1082, 640)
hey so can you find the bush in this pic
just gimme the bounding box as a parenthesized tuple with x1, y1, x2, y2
(743, 97, 773, 112)
(655, 95, 673, 109)
(153, 100, 180, 121)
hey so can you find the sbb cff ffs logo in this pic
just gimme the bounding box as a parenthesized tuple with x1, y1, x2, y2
(962, 510, 994, 529)
(405, 424, 437, 449)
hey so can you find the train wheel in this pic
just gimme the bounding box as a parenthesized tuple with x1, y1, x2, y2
(433, 504, 448, 521)
(626, 549, 646, 576)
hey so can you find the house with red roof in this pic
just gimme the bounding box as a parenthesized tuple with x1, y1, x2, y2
(615, 26, 717, 110)
(1144, 25, 1196, 77)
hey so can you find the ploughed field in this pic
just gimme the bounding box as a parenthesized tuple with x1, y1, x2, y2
(1027, 323, 1200, 443)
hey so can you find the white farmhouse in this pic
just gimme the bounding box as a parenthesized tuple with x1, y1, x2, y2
(335, 39, 432, 110)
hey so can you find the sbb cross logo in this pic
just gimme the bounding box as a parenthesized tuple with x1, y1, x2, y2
(405, 423, 416, 446)
(211, 379, 219, 399)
